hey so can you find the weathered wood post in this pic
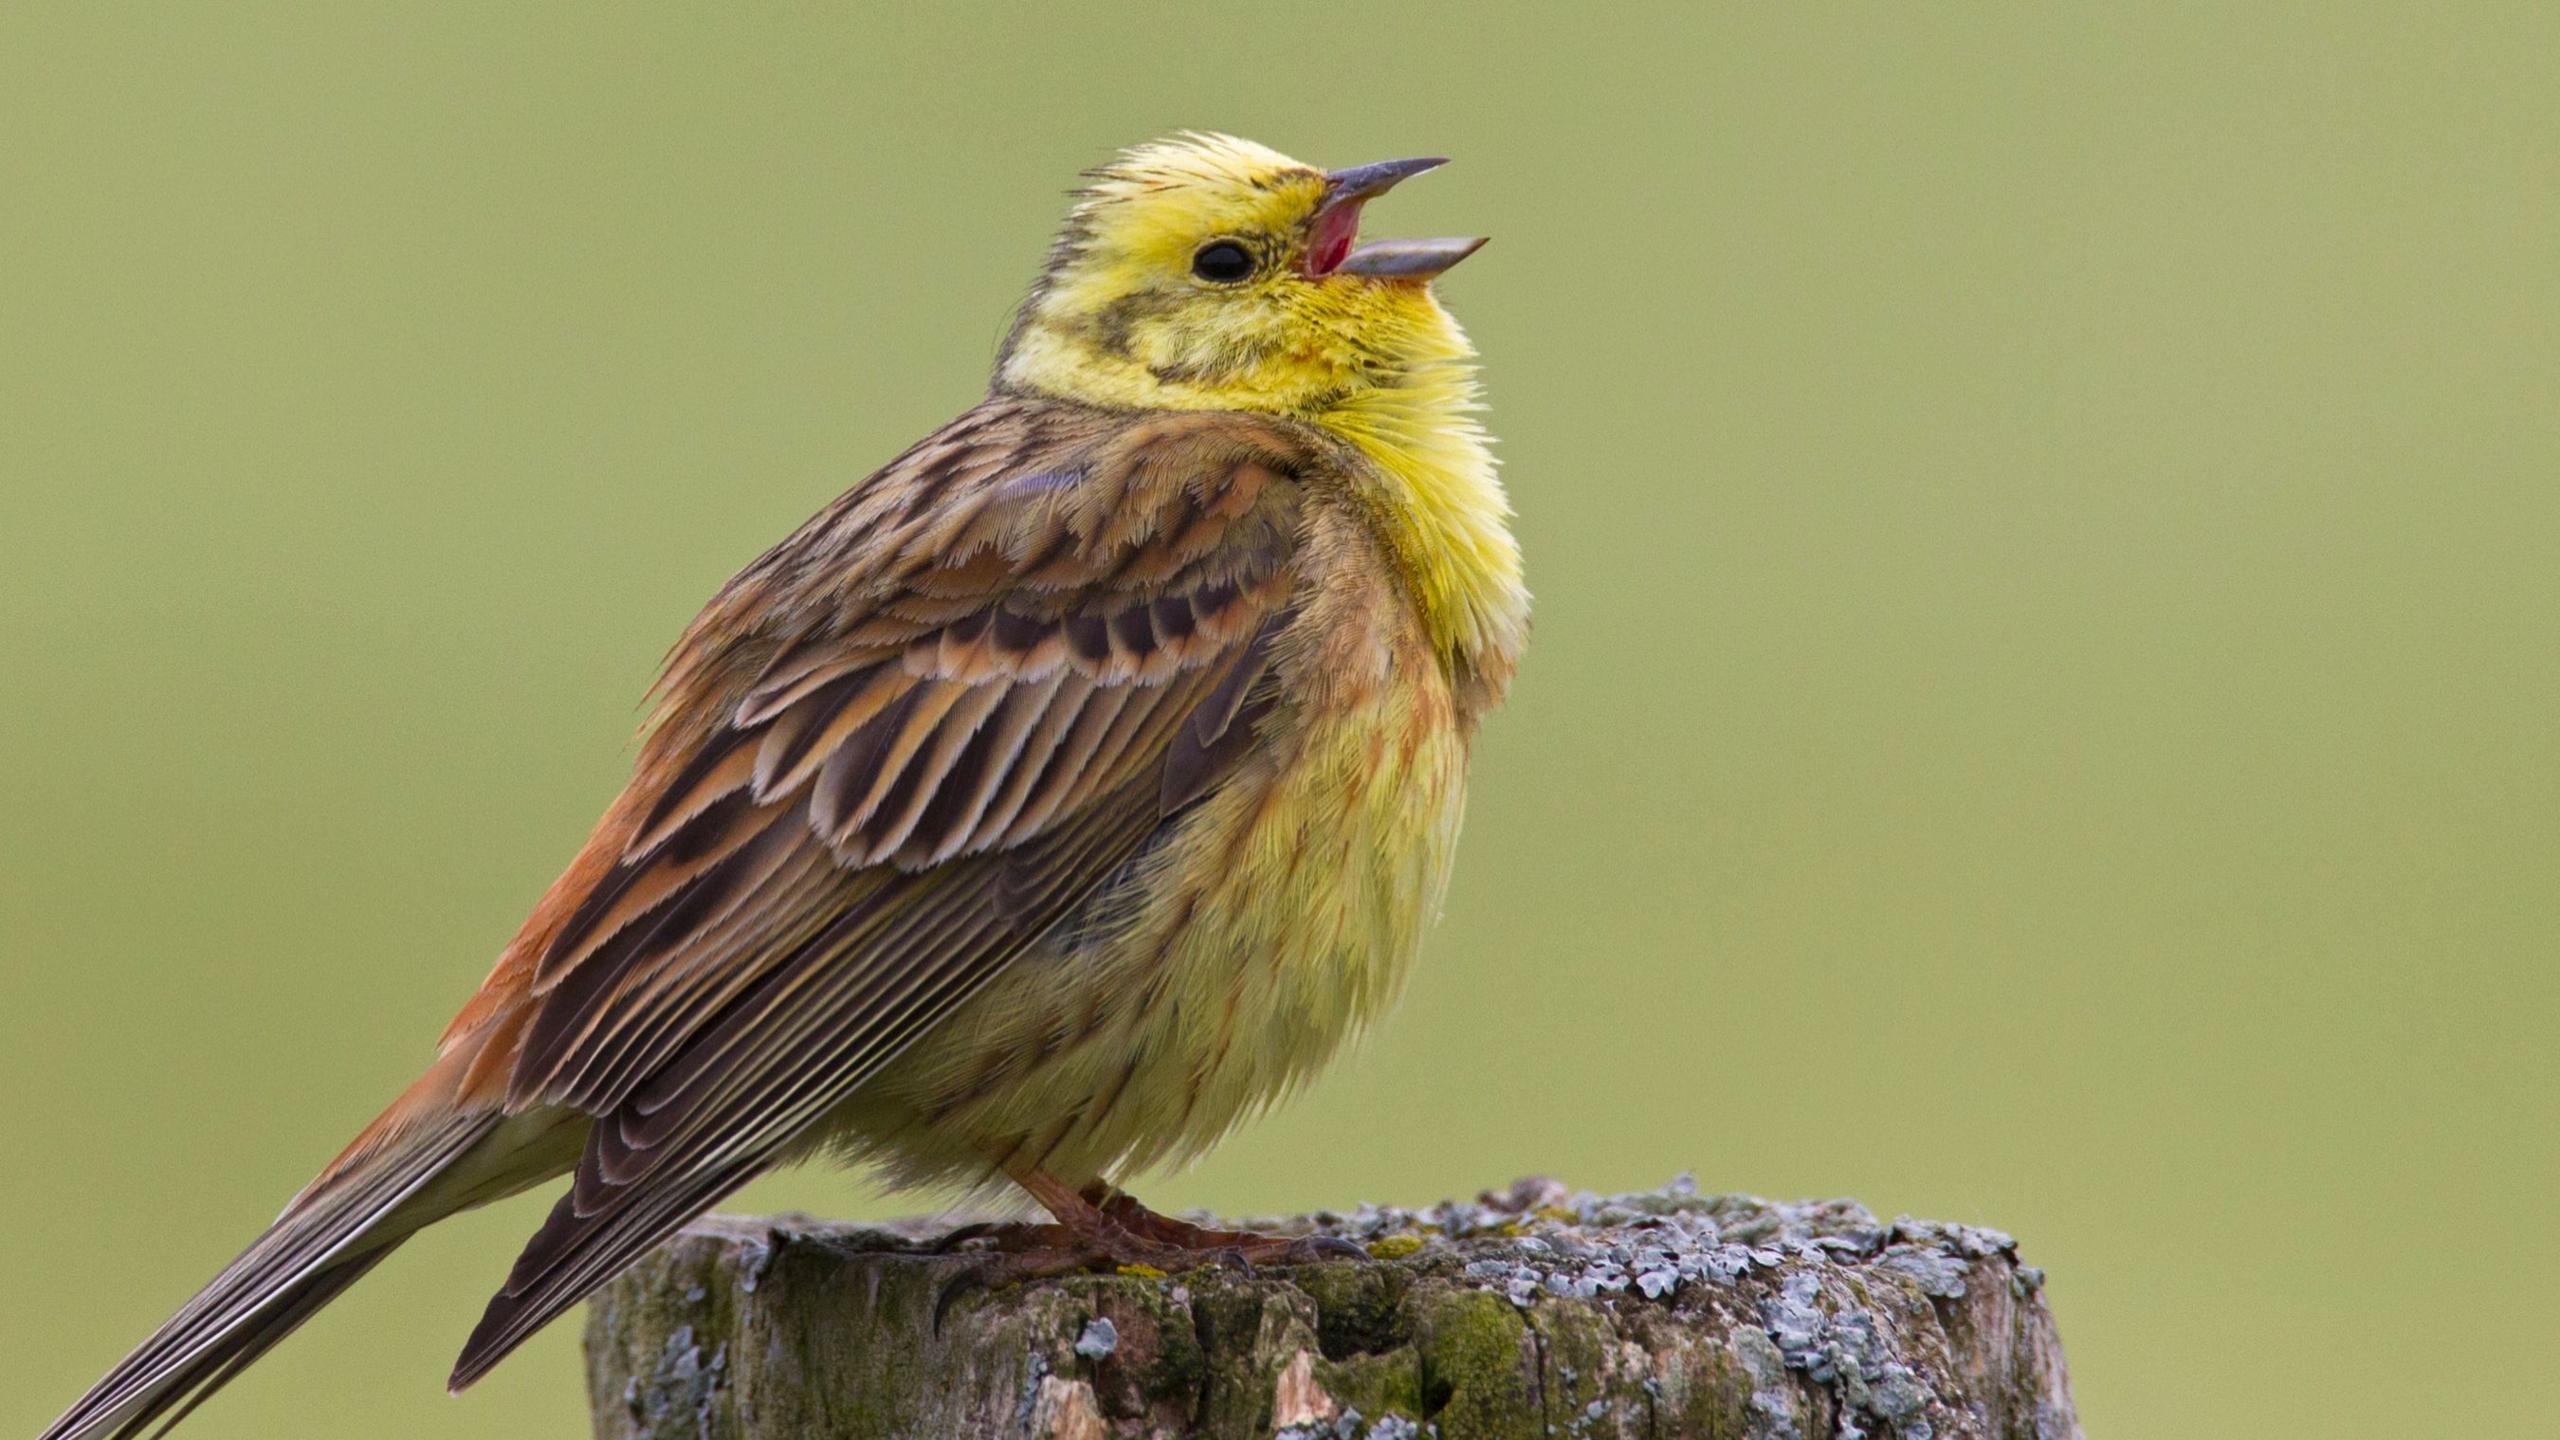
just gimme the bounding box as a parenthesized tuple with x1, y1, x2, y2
(585, 1176, 2079, 1439)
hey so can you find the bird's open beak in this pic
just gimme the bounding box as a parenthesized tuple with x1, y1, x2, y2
(1306, 157, 1488, 280)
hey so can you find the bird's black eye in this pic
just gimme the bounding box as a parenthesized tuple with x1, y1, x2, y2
(1190, 240, 1255, 284)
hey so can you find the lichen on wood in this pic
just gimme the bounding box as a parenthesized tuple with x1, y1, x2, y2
(583, 1175, 2080, 1440)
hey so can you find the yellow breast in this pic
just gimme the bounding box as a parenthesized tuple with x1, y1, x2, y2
(834, 567, 1473, 1191)
(835, 318, 1523, 1193)
(1095, 660, 1468, 1171)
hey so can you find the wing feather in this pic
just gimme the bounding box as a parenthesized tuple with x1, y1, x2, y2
(438, 400, 1325, 1385)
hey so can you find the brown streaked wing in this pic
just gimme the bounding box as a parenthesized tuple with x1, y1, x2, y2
(445, 400, 1320, 1386)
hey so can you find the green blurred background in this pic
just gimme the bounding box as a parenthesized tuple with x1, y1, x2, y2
(2, 4, 2551, 1436)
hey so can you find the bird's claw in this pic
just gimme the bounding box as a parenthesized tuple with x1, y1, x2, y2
(924, 1210, 1370, 1334)
(924, 1220, 1003, 1254)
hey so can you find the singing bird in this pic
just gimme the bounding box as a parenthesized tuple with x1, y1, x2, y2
(41, 132, 1526, 1439)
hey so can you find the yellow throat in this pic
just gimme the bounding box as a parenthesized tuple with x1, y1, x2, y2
(993, 133, 1527, 678)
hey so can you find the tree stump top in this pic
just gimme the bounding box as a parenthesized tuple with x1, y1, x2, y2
(585, 1175, 2079, 1440)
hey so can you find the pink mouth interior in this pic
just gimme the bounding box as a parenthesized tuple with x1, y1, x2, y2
(1306, 200, 1365, 275)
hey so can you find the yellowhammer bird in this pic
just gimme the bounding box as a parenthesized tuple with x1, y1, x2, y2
(40, 131, 1526, 1439)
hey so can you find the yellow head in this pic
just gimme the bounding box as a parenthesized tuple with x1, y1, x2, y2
(994, 133, 1488, 416)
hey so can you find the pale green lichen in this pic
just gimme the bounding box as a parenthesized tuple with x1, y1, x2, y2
(1311, 1348, 1426, 1429)
(1415, 1289, 1536, 1439)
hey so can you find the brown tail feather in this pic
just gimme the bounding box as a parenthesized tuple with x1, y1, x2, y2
(445, 1155, 765, 1392)
(35, 1116, 493, 1440)
(111, 1251, 392, 1440)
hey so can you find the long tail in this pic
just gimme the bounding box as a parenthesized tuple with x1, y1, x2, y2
(36, 1113, 499, 1440)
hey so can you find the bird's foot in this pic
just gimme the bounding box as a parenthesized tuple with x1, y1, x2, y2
(929, 1183, 1364, 1330)
(923, 1218, 1088, 1254)
(1086, 1187, 1367, 1269)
